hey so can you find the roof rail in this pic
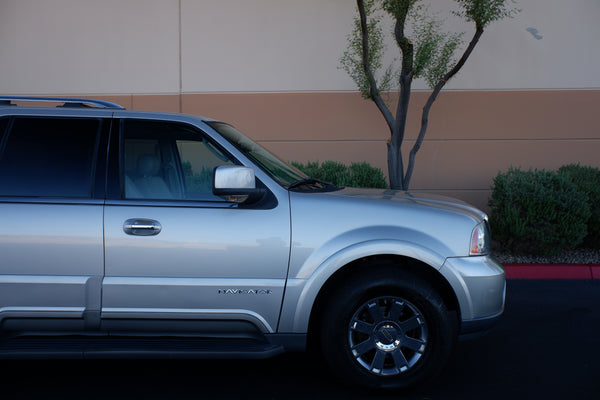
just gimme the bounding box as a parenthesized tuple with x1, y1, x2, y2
(0, 96, 125, 110)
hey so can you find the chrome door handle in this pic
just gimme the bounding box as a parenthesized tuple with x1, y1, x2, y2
(123, 219, 162, 236)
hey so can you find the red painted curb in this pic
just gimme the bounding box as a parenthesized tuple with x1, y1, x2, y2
(503, 264, 600, 280)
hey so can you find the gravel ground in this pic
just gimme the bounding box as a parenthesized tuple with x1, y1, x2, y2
(492, 247, 600, 264)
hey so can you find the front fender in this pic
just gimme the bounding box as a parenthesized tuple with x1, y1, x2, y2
(277, 239, 446, 333)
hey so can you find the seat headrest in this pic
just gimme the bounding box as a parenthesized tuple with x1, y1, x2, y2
(137, 154, 161, 177)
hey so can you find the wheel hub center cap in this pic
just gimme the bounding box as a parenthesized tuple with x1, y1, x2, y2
(374, 323, 401, 351)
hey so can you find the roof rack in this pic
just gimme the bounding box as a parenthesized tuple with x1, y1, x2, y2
(0, 96, 125, 110)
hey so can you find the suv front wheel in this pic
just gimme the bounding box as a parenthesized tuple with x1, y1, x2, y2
(320, 267, 456, 390)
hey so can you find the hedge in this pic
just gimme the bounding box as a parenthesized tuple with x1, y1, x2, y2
(489, 166, 597, 255)
(291, 160, 388, 189)
(558, 164, 600, 247)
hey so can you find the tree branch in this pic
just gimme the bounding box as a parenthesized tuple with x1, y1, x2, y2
(357, 0, 394, 130)
(404, 27, 484, 187)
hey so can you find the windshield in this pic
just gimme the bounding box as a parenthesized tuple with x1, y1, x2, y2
(208, 121, 307, 187)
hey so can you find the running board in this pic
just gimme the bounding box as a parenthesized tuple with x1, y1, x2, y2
(0, 335, 285, 359)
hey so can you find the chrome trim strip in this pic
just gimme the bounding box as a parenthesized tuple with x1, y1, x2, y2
(0, 307, 85, 322)
(101, 308, 274, 333)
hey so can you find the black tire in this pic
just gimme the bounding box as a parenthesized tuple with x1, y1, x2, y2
(320, 265, 457, 390)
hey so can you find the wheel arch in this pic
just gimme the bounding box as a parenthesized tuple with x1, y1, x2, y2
(306, 254, 460, 351)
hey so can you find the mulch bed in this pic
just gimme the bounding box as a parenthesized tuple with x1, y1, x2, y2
(492, 248, 600, 265)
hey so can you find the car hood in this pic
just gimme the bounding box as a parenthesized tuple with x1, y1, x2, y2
(325, 187, 487, 222)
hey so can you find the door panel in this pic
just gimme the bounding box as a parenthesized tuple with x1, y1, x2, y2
(103, 202, 290, 334)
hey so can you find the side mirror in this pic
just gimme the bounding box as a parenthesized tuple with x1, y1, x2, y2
(213, 165, 265, 204)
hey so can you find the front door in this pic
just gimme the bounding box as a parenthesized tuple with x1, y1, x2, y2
(102, 118, 290, 334)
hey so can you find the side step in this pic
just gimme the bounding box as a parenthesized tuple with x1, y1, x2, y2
(0, 335, 285, 359)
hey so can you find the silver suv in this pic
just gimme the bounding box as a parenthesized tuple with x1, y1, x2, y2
(0, 96, 504, 389)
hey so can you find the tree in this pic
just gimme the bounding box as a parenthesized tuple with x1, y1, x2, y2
(340, 0, 518, 190)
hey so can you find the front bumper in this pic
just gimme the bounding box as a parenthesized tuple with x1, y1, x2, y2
(459, 313, 503, 340)
(440, 255, 506, 337)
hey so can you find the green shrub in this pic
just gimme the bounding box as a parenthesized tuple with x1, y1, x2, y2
(558, 164, 600, 248)
(291, 160, 388, 189)
(488, 167, 591, 255)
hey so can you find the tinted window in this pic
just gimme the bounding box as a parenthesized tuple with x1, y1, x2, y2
(0, 118, 100, 197)
(122, 119, 234, 201)
(0, 118, 8, 143)
(209, 121, 306, 187)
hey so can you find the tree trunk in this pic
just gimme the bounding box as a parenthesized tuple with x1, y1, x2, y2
(387, 136, 403, 190)
(388, 9, 414, 191)
(388, 73, 412, 190)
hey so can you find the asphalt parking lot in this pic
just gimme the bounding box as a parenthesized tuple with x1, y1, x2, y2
(3, 279, 599, 399)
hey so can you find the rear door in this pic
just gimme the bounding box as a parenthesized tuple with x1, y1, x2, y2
(102, 117, 290, 334)
(0, 114, 109, 331)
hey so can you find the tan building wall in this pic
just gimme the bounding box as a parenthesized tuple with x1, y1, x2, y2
(2, 1, 599, 210)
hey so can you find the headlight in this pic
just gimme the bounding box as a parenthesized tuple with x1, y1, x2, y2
(470, 220, 490, 255)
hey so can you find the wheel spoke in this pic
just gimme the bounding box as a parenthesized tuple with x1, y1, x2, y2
(350, 320, 374, 335)
(367, 302, 384, 322)
(388, 300, 405, 321)
(399, 315, 422, 332)
(401, 336, 426, 353)
(352, 338, 375, 357)
(391, 348, 410, 371)
(370, 350, 387, 372)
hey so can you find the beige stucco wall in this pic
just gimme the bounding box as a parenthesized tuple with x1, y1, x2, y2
(1, 0, 599, 210)
(0, 0, 181, 94)
(3, 0, 599, 93)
